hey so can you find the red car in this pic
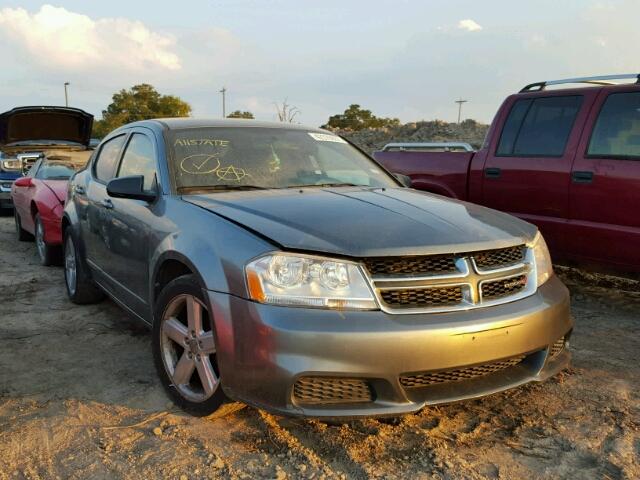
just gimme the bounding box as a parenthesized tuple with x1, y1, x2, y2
(374, 74, 640, 277)
(12, 159, 82, 265)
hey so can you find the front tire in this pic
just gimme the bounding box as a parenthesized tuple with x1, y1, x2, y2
(152, 274, 226, 416)
(63, 228, 104, 304)
(34, 213, 55, 266)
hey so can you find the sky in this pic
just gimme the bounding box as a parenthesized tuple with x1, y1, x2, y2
(0, 0, 638, 126)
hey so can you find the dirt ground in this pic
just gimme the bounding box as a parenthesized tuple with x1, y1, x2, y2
(0, 214, 638, 480)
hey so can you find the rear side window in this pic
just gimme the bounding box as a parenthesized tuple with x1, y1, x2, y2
(497, 96, 583, 157)
(117, 133, 157, 190)
(94, 135, 126, 182)
(588, 92, 640, 159)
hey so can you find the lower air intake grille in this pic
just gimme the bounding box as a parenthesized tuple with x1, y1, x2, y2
(473, 245, 525, 270)
(550, 337, 565, 357)
(293, 377, 373, 405)
(380, 286, 463, 308)
(363, 255, 457, 276)
(481, 275, 527, 301)
(400, 355, 527, 388)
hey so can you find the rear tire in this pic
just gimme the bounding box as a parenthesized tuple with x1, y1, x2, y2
(34, 213, 55, 266)
(14, 209, 31, 241)
(63, 228, 104, 304)
(152, 274, 227, 416)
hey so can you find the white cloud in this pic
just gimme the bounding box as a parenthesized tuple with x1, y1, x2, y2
(457, 19, 483, 32)
(0, 5, 180, 72)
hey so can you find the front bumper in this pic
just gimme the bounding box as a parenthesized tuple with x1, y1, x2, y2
(208, 275, 572, 418)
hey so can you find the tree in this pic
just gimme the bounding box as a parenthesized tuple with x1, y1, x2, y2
(92, 84, 191, 138)
(324, 104, 400, 131)
(227, 110, 255, 119)
(274, 99, 300, 123)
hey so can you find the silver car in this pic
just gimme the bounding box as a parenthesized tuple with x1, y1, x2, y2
(63, 119, 572, 418)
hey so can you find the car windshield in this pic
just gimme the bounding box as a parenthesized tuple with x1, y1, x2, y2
(38, 161, 79, 180)
(168, 127, 398, 191)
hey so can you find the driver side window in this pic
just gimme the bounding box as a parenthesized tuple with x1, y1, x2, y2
(117, 133, 158, 191)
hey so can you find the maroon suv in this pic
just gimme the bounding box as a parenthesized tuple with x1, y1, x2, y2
(374, 74, 640, 276)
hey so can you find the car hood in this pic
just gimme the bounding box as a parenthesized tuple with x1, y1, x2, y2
(43, 179, 69, 204)
(183, 187, 538, 257)
(0, 106, 93, 148)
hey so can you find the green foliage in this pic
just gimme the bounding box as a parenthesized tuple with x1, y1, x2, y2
(324, 104, 400, 131)
(92, 84, 191, 138)
(226, 110, 255, 119)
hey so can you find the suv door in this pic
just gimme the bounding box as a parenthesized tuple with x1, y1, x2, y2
(102, 130, 161, 318)
(480, 91, 596, 257)
(569, 88, 640, 273)
(83, 133, 127, 278)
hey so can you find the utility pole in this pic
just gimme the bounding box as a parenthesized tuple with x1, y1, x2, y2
(455, 98, 468, 124)
(64, 82, 70, 107)
(219, 87, 227, 118)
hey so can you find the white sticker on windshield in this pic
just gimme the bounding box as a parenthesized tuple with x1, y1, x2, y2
(308, 132, 347, 144)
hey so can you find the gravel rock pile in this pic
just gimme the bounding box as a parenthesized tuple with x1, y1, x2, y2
(328, 119, 490, 154)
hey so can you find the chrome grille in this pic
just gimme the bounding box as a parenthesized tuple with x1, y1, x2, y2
(473, 245, 525, 270)
(293, 377, 373, 405)
(481, 275, 527, 301)
(380, 286, 463, 308)
(363, 255, 457, 276)
(550, 336, 565, 358)
(17, 154, 41, 175)
(400, 354, 526, 388)
(366, 244, 534, 314)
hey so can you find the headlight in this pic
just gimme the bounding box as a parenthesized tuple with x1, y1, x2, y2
(246, 253, 378, 310)
(531, 231, 553, 286)
(1, 159, 22, 171)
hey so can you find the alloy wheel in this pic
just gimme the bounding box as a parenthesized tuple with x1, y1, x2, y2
(160, 294, 219, 402)
(64, 235, 77, 295)
(35, 220, 46, 262)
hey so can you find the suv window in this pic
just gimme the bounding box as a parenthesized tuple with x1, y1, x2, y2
(117, 133, 157, 190)
(588, 92, 640, 159)
(94, 135, 126, 182)
(497, 96, 583, 157)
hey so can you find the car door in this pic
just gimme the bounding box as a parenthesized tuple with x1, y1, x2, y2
(13, 159, 41, 233)
(82, 133, 128, 279)
(101, 130, 161, 318)
(568, 87, 640, 273)
(480, 91, 596, 258)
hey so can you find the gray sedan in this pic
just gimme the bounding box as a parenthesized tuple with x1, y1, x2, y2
(63, 119, 572, 418)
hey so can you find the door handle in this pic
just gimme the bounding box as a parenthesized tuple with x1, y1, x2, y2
(571, 171, 594, 184)
(101, 198, 114, 209)
(484, 167, 501, 179)
(74, 185, 85, 195)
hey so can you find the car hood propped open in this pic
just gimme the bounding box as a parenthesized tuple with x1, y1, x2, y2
(184, 187, 538, 258)
(0, 106, 93, 148)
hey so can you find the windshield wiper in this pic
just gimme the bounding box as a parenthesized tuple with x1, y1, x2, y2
(287, 182, 366, 188)
(178, 185, 269, 194)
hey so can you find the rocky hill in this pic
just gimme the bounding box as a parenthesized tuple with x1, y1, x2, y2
(328, 119, 489, 154)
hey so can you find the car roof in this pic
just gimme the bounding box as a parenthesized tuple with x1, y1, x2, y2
(130, 117, 328, 133)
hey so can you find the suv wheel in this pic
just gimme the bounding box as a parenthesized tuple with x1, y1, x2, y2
(153, 274, 226, 416)
(34, 214, 54, 266)
(14, 209, 32, 241)
(63, 228, 104, 304)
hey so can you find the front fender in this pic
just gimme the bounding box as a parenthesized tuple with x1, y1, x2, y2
(149, 198, 277, 306)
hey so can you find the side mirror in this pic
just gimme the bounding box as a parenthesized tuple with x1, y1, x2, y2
(393, 173, 412, 188)
(107, 175, 157, 202)
(14, 177, 33, 187)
